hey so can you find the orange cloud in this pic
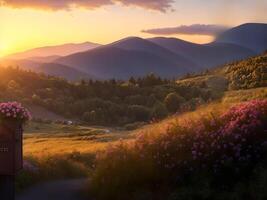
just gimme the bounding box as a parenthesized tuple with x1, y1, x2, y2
(0, 0, 174, 12)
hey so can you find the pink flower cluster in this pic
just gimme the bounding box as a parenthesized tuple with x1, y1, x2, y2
(95, 100, 267, 189)
(138, 100, 267, 175)
(182, 100, 267, 174)
(0, 102, 31, 122)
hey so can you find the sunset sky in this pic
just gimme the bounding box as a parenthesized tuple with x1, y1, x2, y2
(0, 0, 267, 57)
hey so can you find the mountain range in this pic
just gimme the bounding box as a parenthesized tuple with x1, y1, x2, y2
(55, 37, 198, 79)
(1, 23, 266, 80)
(5, 42, 100, 60)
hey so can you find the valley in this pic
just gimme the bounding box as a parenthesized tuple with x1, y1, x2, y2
(1, 1, 267, 199)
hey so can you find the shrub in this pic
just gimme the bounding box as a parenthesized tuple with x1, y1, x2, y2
(150, 101, 168, 119)
(124, 122, 145, 131)
(90, 100, 267, 200)
(128, 105, 150, 122)
(164, 92, 185, 113)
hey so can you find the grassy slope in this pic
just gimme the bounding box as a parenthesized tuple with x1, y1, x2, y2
(88, 93, 267, 200)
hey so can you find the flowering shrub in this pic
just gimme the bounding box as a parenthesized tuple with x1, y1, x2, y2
(189, 100, 267, 175)
(90, 100, 267, 199)
(0, 102, 31, 123)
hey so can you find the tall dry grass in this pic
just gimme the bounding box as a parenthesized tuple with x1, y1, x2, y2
(89, 100, 267, 200)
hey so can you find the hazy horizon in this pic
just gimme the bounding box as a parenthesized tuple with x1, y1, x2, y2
(0, 0, 267, 57)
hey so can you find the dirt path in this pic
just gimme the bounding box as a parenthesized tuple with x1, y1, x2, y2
(17, 179, 88, 200)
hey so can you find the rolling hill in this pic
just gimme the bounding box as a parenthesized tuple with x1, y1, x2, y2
(0, 58, 95, 81)
(216, 23, 267, 53)
(26, 55, 61, 63)
(36, 63, 96, 81)
(177, 52, 267, 91)
(109, 37, 197, 68)
(148, 37, 255, 69)
(0, 59, 40, 70)
(5, 41, 101, 60)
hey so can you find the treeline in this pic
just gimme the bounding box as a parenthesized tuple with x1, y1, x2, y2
(0, 67, 219, 126)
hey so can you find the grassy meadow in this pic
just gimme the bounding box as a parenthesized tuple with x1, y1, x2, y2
(23, 123, 136, 156)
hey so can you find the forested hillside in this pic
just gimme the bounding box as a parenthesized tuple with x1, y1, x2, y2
(178, 52, 267, 91)
(0, 53, 266, 126)
(223, 54, 267, 89)
(0, 67, 217, 126)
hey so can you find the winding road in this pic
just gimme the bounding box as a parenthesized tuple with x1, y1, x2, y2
(17, 179, 88, 200)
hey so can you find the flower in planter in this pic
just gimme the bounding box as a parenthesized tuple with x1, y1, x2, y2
(0, 102, 31, 123)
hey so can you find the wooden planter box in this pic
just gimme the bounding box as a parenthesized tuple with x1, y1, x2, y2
(0, 121, 23, 175)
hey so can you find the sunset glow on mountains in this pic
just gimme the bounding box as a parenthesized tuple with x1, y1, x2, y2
(0, 0, 266, 57)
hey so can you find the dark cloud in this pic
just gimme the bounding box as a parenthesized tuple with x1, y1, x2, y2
(0, 0, 174, 12)
(142, 24, 230, 36)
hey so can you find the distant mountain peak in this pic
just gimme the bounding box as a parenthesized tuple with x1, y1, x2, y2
(109, 36, 150, 47)
(5, 41, 101, 60)
(149, 33, 255, 69)
(235, 22, 267, 27)
(216, 23, 267, 53)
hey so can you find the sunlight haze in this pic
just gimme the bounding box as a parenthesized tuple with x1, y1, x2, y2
(0, 0, 266, 56)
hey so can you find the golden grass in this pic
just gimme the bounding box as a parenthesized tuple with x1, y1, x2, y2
(133, 102, 231, 137)
(24, 138, 108, 155)
(20, 106, 234, 157)
(23, 123, 136, 157)
(222, 87, 267, 103)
